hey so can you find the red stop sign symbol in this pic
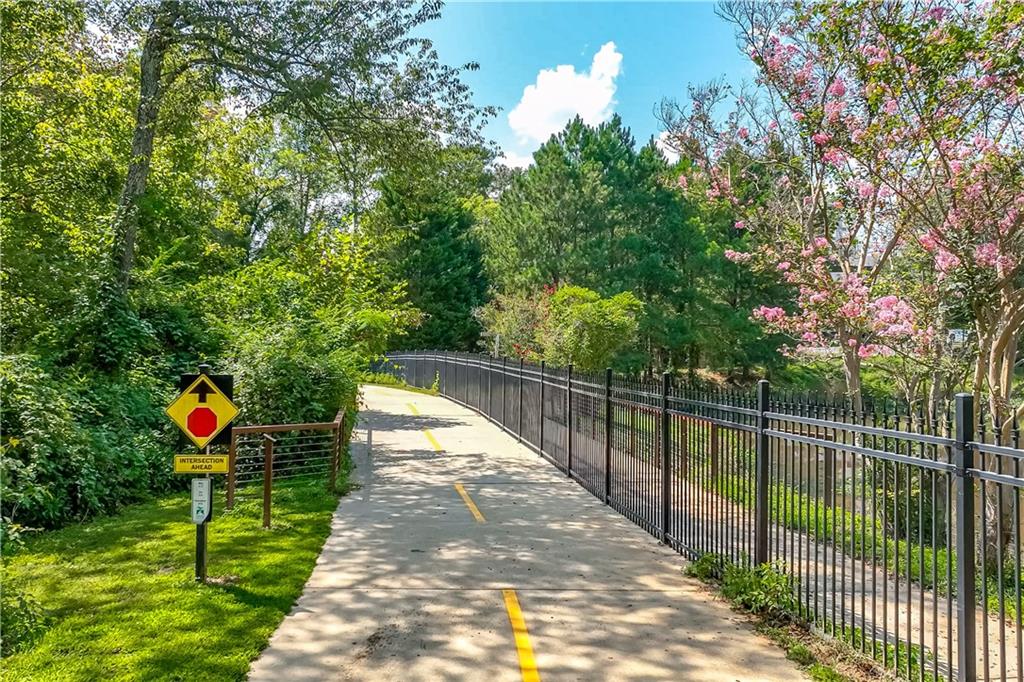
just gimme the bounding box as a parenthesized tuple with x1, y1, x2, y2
(187, 407, 217, 438)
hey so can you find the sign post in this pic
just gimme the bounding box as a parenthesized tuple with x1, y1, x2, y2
(167, 364, 238, 583)
(192, 474, 212, 582)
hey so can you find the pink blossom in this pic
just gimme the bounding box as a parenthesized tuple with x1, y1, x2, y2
(813, 236, 828, 249)
(839, 301, 863, 318)
(724, 249, 753, 263)
(677, 174, 688, 189)
(847, 338, 858, 347)
(753, 306, 787, 323)
(793, 111, 806, 122)
(918, 232, 938, 251)
(811, 131, 832, 146)
(734, 220, 746, 230)
(828, 77, 847, 98)
(857, 344, 879, 359)
(777, 261, 792, 272)
(822, 147, 846, 167)
(935, 248, 960, 273)
(737, 127, 749, 140)
(974, 242, 1000, 268)
(883, 98, 899, 115)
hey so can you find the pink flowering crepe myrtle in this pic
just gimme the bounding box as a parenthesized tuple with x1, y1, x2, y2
(663, 0, 1024, 420)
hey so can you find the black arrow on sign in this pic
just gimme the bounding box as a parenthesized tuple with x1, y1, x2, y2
(190, 381, 214, 403)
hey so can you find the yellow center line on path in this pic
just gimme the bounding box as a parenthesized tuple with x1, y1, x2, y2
(502, 589, 541, 682)
(453, 482, 486, 523)
(407, 402, 443, 453)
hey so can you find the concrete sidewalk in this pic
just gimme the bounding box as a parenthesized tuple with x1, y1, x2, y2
(248, 385, 802, 681)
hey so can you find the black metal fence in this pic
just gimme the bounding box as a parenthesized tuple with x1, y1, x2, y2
(381, 350, 1024, 682)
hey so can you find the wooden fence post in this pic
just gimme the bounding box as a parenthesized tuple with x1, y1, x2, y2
(227, 429, 237, 510)
(262, 434, 275, 529)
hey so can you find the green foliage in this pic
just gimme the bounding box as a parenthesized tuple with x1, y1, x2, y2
(481, 116, 786, 372)
(478, 285, 643, 370)
(366, 145, 492, 351)
(684, 552, 728, 581)
(0, 356, 176, 530)
(537, 286, 643, 371)
(0, 4, 436, 533)
(786, 643, 816, 667)
(721, 561, 797, 622)
(0, 582, 49, 657)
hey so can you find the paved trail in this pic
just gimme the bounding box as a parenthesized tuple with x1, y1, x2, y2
(248, 385, 802, 681)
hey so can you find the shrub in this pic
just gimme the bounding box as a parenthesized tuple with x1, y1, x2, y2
(685, 552, 728, 581)
(721, 561, 797, 622)
(0, 582, 48, 656)
(0, 356, 177, 532)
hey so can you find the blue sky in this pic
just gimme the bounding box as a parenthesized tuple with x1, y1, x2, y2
(424, 2, 753, 166)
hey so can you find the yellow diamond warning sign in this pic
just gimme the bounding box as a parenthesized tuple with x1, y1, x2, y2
(174, 454, 229, 474)
(165, 375, 239, 448)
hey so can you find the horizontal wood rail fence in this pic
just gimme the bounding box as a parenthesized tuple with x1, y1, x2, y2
(379, 350, 1024, 682)
(226, 410, 346, 528)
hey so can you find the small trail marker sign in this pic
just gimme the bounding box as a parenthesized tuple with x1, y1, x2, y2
(165, 374, 239, 448)
(175, 454, 229, 474)
(191, 479, 212, 524)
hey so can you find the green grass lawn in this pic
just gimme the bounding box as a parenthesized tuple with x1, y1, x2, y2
(2, 478, 340, 681)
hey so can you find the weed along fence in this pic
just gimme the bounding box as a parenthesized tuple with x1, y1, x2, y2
(380, 351, 1024, 682)
(226, 410, 346, 527)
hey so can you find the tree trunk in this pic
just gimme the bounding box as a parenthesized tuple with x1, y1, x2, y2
(977, 293, 1022, 566)
(839, 336, 864, 412)
(111, 3, 178, 288)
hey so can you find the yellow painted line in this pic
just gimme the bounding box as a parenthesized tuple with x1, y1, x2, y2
(424, 429, 443, 452)
(408, 402, 442, 452)
(454, 483, 486, 523)
(502, 589, 540, 682)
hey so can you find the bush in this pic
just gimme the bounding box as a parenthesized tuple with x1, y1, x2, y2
(0, 356, 175, 531)
(721, 561, 797, 622)
(685, 552, 728, 581)
(0, 582, 48, 656)
(229, 324, 358, 426)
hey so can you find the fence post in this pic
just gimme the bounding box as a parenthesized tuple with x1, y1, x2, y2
(329, 412, 343, 492)
(487, 355, 493, 418)
(566, 364, 573, 477)
(604, 367, 613, 504)
(754, 379, 771, 565)
(823, 433, 835, 508)
(227, 429, 237, 510)
(539, 361, 546, 453)
(262, 434, 275, 529)
(661, 371, 672, 543)
(954, 392, 976, 682)
(518, 359, 524, 441)
(709, 422, 720, 483)
(501, 357, 507, 427)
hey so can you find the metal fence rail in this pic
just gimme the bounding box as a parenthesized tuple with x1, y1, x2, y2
(225, 411, 345, 527)
(381, 350, 1024, 682)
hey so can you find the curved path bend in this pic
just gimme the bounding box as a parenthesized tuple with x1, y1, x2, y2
(248, 385, 802, 681)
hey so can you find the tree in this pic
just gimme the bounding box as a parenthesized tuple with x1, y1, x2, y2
(477, 285, 643, 371)
(481, 116, 743, 370)
(537, 286, 643, 371)
(365, 145, 492, 351)
(92, 0, 490, 289)
(663, 1, 1023, 414)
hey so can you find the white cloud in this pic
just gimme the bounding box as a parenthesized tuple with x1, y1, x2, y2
(655, 131, 681, 164)
(508, 41, 623, 146)
(500, 150, 535, 169)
